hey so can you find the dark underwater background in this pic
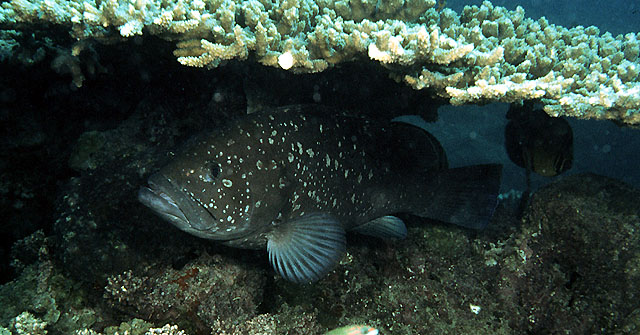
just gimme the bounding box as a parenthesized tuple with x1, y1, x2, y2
(1, 0, 640, 334)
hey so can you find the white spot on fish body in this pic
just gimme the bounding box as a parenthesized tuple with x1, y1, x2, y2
(288, 153, 294, 163)
(222, 179, 233, 187)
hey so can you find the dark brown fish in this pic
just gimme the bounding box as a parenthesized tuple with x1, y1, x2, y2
(505, 102, 573, 177)
(139, 105, 502, 283)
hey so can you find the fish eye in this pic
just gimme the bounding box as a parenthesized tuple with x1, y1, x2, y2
(210, 164, 221, 178)
(202, 161, 221, 182)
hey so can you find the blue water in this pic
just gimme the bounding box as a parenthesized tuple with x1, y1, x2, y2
(449, 0, 640, 35)
(400, 104, 640, 193)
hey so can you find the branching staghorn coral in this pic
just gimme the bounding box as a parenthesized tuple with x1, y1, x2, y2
(1, 0, 639, 124)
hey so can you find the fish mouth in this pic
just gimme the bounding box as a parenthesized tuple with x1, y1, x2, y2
(138, 179, 190, 227)
(138, 173, 257, 242)
(138, 173, 221, 239)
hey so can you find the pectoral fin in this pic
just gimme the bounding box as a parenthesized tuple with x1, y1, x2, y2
(267, 213, 346, 284)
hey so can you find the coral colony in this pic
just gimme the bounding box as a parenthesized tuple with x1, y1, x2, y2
(1, 0, 639, 124)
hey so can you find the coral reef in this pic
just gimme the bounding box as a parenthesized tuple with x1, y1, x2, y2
(0, 232, 101, 335)
(75, 321, 189, 335)
(1, 16, 639, 332)
(1, 94, 639, 334)
(496, 173, 640, 332)
(0, 0, 639, 123)
(103, 253, 265, 334)
(11, 312, 48, 335)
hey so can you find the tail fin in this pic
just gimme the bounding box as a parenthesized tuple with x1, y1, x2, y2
(418, 164, 502, 229)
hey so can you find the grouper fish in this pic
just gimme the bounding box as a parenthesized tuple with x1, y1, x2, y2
(138, 105, 502, 284)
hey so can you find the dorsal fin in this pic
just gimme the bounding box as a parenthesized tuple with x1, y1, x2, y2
(387, 119, 449, 174)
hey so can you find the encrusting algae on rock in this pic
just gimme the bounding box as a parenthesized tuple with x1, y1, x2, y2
(1, 0, 639, 124)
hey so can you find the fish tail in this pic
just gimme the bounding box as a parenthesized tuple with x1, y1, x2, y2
(416, 164, 502, 229)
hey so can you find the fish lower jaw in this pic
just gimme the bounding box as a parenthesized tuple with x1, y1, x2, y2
(138, 186, 189, 226)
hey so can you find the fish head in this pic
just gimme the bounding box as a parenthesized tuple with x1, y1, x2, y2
(138, 134, 268, 243)
(138, 115, 296, 247)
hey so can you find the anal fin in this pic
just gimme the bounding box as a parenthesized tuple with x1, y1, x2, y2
(351, 215, 407, 239)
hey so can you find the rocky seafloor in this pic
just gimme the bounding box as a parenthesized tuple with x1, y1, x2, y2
(1, 36, 640, 335)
